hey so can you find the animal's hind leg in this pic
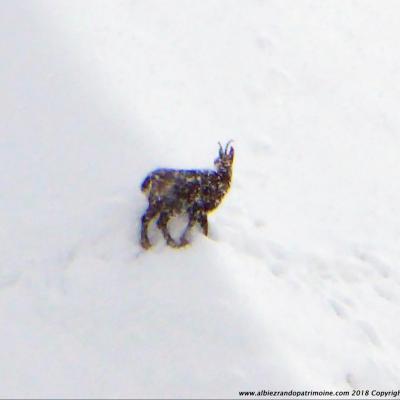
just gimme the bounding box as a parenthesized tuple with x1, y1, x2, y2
(140, 205, 158, 249)
(157, 212, 179, 248)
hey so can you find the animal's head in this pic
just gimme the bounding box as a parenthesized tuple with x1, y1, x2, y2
(214, 140, 234, 173)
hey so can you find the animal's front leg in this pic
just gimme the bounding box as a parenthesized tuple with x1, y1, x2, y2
(197, 212, 208, 236)
(157, 212, 180, 248)
(179, 214, 196, 247)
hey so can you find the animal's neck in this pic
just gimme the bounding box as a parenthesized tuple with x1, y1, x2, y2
(216, 166, 232, 187)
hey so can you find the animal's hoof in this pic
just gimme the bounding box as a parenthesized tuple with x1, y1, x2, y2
(166, 238, 181, 248)
(140, 238, 152, 250)
(179, 237, 190, 247)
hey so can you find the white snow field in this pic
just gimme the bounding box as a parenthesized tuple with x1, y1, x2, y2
(1, 1, 400, 398)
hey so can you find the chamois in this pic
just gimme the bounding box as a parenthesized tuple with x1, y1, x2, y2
(140, 141, 234, 249)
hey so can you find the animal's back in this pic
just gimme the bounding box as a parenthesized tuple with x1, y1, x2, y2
(141, 169, 191, 198)
(141, 169, 172, 192)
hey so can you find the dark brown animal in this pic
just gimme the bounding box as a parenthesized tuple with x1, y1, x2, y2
(140, 141, 234, 249)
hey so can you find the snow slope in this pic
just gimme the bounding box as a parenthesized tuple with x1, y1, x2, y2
(1, 0, 400, 397)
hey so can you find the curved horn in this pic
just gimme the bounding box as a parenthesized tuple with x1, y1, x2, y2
(218, 141, 224, 156)
(224, 140, 234, 154)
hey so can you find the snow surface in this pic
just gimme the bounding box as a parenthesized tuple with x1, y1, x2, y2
(1, 0, 400, 398)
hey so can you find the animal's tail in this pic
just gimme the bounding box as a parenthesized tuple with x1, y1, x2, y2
(141, 174, 152, 193)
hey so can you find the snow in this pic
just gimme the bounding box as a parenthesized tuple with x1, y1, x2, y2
(1, 0, 400, 398)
